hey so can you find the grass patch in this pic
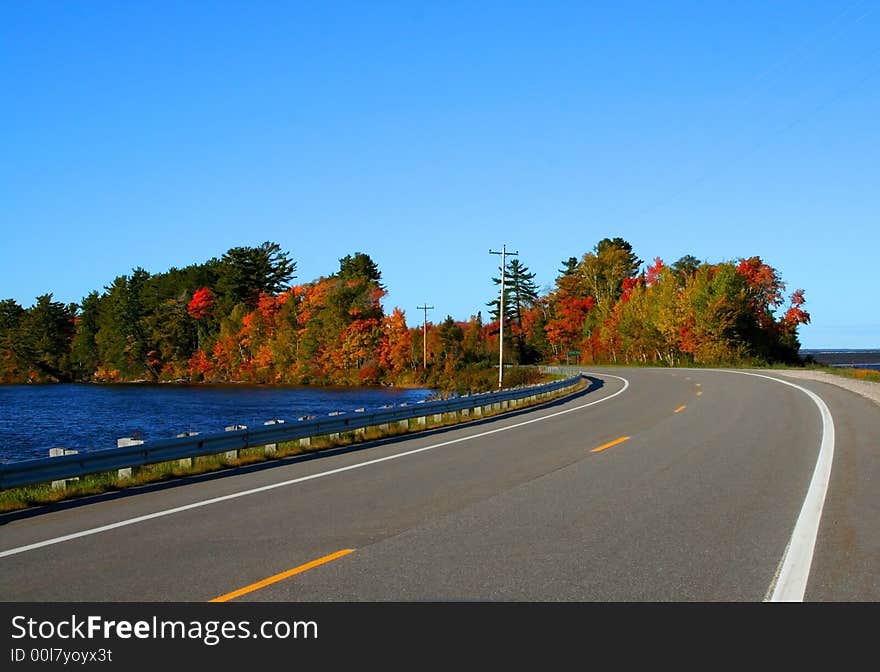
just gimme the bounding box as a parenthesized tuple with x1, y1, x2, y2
(803, 365, 880, 384)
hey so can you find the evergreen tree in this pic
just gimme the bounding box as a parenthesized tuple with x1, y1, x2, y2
(95, 271, 151, 379)
(437, 316, 464, 363)
(217, 241, 296, 309)
(336, 252, 383, 287)
(0, 299, 27, 381)
(488, 258, 540, 363)
(17, 294, 76, 382)
(671, 255, 702, 281)
(557, 256, 578, 279)
(70, 291, 101, 380)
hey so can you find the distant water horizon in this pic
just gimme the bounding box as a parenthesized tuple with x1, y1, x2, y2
(800, 348, 880, 353)
(799, 348, 880, 369)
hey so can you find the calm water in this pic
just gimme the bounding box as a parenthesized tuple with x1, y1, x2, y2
(800, 349, 880, 370)
(0, 384, 434, 464)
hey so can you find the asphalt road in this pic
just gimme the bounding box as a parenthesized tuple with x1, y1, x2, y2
(1, 368, 877, 602)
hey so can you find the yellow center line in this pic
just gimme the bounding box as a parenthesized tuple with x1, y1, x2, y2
(210, 549, 355, 602)
(696, 390, 703, 397)
(590, 436, 631, 453)
(674, 404, 687, 413)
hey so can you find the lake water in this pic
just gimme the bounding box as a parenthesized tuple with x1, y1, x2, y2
(0, 384, 434, 464)
(800, 349, 880, 369)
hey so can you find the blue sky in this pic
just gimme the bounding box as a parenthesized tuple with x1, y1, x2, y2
(1, 1, 878, 349)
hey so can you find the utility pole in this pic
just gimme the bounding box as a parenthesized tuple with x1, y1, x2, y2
(416, 303, 434, 370)
(489, 244, 518, 388)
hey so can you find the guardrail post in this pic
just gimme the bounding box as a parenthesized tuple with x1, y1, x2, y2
(175, 432, 199, 468)
(327, 412, 343, 442)
(263, 419, 284, 454)
(297, 416, 314, 447)
(222, 424, 248, 458)
(354, 409, 367, 435)
(49, 448, 79, 489)
(116, 438, 144, 479)
(377, 405, 392, 433)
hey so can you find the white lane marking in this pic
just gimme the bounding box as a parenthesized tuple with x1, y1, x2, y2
(728, 371, 835, 603)
(660, 369, 834, 602)
(0, 373, 630, 560)
(634, 366, 835, 601)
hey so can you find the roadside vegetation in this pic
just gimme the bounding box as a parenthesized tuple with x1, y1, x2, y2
(1, 237, 812, 392)
(803, 365, 880, 384)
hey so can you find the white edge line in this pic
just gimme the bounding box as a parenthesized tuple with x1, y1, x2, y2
(0, 373, 630, 560)
(724, 370, 835, 603)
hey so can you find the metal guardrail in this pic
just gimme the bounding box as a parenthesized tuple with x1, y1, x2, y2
(0, 375, 585, 490)
(540, 365, 588, 376)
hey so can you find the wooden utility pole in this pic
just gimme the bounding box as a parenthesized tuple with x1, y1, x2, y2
(417, 303, 434, 369)
(489, 244, 518, 388)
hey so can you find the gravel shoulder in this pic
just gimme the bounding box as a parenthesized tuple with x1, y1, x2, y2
(772, 369, 880, 408)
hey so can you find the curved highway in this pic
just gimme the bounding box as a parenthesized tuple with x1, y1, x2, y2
(1, 368, 877, 601)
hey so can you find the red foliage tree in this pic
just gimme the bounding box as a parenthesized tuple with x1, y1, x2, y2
(782, 289, 810, 328)
(645, 257, 665, 286)
(545, 296, 595, 355)
(378, 308, 414, 376)
(187, 287, 216, 320)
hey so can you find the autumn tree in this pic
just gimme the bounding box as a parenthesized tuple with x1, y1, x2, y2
(187, 287, 215, 320)
(597, 238, 642, 274)
(0, 238, 815, 384)
(776, 288, 811, 361)
(574, 238, 641, 313)
(378, 307, 414, 379)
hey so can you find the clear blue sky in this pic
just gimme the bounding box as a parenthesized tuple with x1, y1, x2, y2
(2, 1, 878, 349)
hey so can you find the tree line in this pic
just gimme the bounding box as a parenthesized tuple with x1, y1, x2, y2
(0, 238, 810, 391)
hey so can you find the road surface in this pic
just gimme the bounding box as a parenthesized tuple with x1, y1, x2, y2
(1, 368, 877, 601)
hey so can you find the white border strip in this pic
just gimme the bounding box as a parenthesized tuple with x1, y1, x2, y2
(0, 373, 630, 560)
(727, 371, 835, 602)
